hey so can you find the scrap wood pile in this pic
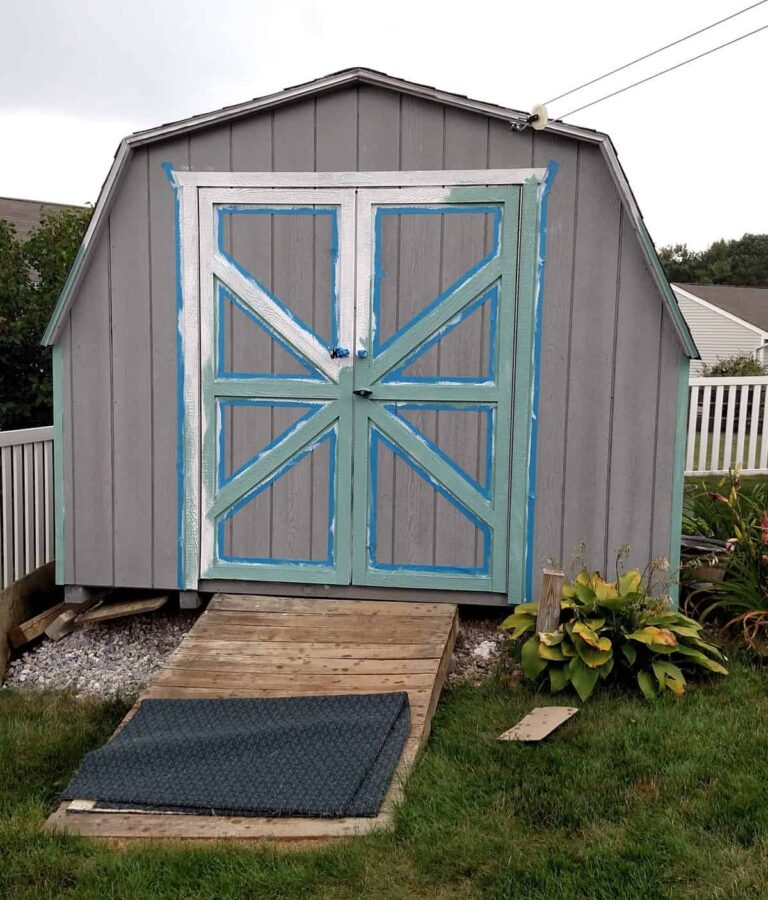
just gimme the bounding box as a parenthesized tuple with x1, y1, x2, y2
(9, 592, 168, 653)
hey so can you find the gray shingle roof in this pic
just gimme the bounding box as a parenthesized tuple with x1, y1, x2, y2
(0, 196, 86, 241)
(676, 283, 768, 333)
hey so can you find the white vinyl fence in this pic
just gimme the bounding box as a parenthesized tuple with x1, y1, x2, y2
(0, 426, 55, 589)
(686, 376, 768, 476)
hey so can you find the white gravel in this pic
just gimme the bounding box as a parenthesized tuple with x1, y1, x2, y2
(2, 611, 199, 698)
(448, 618, 505, 684)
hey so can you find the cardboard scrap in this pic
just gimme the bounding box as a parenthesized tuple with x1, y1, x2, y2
(497, 706, 579, 742)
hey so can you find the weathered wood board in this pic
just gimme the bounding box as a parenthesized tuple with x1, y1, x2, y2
(0, 561, 56, 677)
(47, 594, 458, 843)
(497, 706, 578, 742)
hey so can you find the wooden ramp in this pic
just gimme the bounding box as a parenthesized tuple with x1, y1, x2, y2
(47, 594, 458, 842)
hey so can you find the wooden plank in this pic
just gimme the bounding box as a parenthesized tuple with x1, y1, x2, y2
(0, 561, 56, 674)
(1, 446, 11, 589)
(710, 385, 724, 472)
(33, 442, 44, 570)
(651, 317, 682, 560)
(561, 144, 621, 573)
(209, 594, 452, 616)
(528, 133, 578, 593)
(497, 706, 578, 742)
(760, 386, 768, 471)
(12, 444, 23, 581)
(697, 384, 711, 472)
(180, 638, 446, 659)
(419, 608, 458, 750)
(70, 232, 113, 585)
(110, 147, 153, 587)
(270, 98, 317, 568)
(152, 668, 435, 692)
(8, 601, 65, 649)
(47, 803, 391, 840)
(148, 136, 189, 589)
(200, 610, 451, 631)
(438, 109, 489, 572)
(748, 386, 761, 470)
(164, 654, 438, 675)
(58, 326, 74, 584)
(188, 621, 448, 644)
(736, 384, 749, 468)
(722, 383, 737, 471)
(23, 443, 34, 575)
(606, 220, 662, 569)
(78, 595, 167, 624)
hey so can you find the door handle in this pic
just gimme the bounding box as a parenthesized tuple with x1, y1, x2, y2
(353, 389, 373, 399)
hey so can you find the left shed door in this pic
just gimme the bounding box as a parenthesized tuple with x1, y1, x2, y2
(198, 189, 356, 583)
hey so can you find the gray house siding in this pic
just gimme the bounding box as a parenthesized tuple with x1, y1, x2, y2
(56, 83, 685, 597)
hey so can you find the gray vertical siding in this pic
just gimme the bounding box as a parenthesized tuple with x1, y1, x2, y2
(57, 84, 685, 594)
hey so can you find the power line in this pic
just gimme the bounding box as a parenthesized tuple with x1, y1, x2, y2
(559, 23, 768, 119)
(544, 0, 768, 107)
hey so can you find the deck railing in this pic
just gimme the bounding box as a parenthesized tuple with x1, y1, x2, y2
(0, 426, 55, 590)
(686, 376, 768, 477)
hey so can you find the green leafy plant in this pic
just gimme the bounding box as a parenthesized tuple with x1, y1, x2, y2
(501, 561, 727, 701)
(685, 469, 768, 650)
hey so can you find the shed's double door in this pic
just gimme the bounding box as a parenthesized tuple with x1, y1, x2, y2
(199, 182, 524, 593)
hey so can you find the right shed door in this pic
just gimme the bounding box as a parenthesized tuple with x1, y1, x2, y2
(351, 186, 525, 594)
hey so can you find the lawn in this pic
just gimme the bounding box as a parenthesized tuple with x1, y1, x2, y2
(3, 660, 768, 899)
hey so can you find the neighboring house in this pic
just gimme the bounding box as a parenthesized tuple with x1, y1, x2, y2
(673, 283, 768, 374)
(0, 196, 86, 241)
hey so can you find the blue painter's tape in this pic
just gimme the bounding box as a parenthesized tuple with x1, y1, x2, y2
(368, 427, 491, 577)
(217, 428, 336, 568)
(383, 285, 499, 385)
(216, 399, 326, 489)
(216, 206, 339, 354)
(162, 162, 185, 589)
(524, 161, 559, 602)
(384, 402, 495, 499)
(371, 205, 502, 355)
(217, 283, 325, 381)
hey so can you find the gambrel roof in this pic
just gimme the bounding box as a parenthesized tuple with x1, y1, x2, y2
(42, 67, 698, 356)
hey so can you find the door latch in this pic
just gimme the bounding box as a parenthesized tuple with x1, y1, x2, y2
(330, 347, 350, 359)
(353, 389, 373, 399)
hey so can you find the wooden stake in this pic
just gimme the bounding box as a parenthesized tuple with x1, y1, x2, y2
(537, 568, 564, 634)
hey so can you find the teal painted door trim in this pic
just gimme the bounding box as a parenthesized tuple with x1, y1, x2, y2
(52, 344, 65, 585)
(669, 355, 690, 607)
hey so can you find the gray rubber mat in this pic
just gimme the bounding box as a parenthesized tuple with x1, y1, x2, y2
(62, 692, 410, 818)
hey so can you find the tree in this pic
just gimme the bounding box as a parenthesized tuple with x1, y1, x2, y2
(659, 234, 768, 287)
(0, 207, 91, 430)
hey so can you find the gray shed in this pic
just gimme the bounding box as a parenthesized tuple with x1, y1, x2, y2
(42, 68, 698, 606)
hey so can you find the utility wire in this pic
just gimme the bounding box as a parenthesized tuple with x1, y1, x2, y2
(544, 0, 768, 107)
(559, 23, 768, 119)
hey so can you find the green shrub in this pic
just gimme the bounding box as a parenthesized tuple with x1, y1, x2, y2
(701, 353, 766, 377)
(501, 563, 727, 701)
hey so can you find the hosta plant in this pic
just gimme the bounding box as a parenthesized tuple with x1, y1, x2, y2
(501, 566, 727, 701)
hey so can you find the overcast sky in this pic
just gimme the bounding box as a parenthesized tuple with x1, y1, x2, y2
(1, 0, 765, 248)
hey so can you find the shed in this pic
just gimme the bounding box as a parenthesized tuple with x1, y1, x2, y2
(42, 68, 698, 606)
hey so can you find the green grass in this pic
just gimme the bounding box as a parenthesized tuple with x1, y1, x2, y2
(3, 663, 768, 899)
